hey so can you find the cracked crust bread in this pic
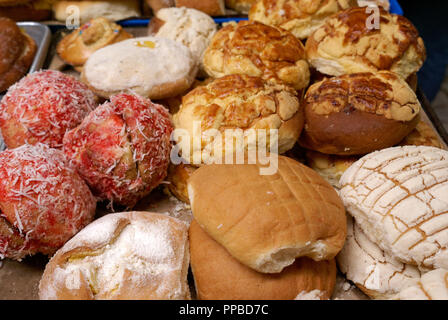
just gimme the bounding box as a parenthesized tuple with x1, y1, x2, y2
(173, 74, 304, 164)
(299, 72, 421, 155)
(39, 211, 190, 300)
(249, 0, 357, 40)
(187, 155, 347, 273)
(203, 21, 310, 91)
(337, 216, 422, 300)
(392, 269, 448, 300)
(340, 146, 448, 270)
(400, 121, 443, 149)
(148, 7, 217, 73)
(305, 7, 426, 79)
(189, 219, 337, 300)
(57, 17, 133, 71)
(81, 36, 197, 100)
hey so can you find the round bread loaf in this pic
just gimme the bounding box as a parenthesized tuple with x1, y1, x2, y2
(166, 163, 197, 204)
(57, 17, 133, 71)
(392, 269, 448, 300)
(249, 0, 357, 40)
(39, 211, 191, 300)
(305, 7, 426, 79)
(187, 155, 347, 273)
(173, 74, 304, 165)
(189, 220, 337, 300)
(340, 146, 448, 270)
(299, 72, 421, 155)
(0, 143, 96, 261)
(0, 17, 36, 92)
(203, 21, 310, 90)
(81, 36, 197, 100)
(337, 216, 422, 300)
(225, 0, 256, 13)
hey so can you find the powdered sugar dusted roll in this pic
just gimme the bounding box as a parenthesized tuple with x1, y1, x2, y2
(39, 211, 190, 300)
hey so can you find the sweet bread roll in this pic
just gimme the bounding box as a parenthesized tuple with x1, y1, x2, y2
(188, 155, 347, 273)
(392, 269, 448, 300)
(249, 0, 357, 40)
(166, 163, 197, 204)
(305, 150, 358, 189)
(400, 121, 443, 149)
(305, 7, 426, 79)
(299, 72, 421, 155)
(173, 74, 304, 164)
(189, 220, 337, 300)
(225, 0, 256, 13)
(39, 211, 190, 300)
(57, 17, 133, 71)
(340, 146, 448, 270)
(0, 70, 97, 149)
(52, 0, 141, 24)
(81, 36, 197, 100)
(148, 7, 217, 73)
(337, 216, 422, 300)
(0, 17, 36, 92)
(0, 0, 53, 21)
(145, 0, 174, 13)
(0, 143, 96, 261)
(63, 93, 173, 208)
(203, 21, 310, 91)
(175, 0, 225, 16)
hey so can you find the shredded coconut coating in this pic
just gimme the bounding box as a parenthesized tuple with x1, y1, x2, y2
(0, 70, 97, 149)
(63, 93, 174, 208)
(0, 143, 97, 261)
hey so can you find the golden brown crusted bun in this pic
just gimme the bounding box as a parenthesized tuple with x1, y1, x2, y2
(175, 0, 225, 16)
(305, 7, 426, 79)
(187, 156, 347, 273)
(225, 0, 256, 13)
(57, 17, 133, 71)
(203, 21, 310, 90)
(0, 17, 36, 92)
(400, 121, 443, 149)
(173, 74, 304, 164)
(189, 220, 337, 300)
(39, 212, 190, 300)
(299, 72, 421, 156)
(249, 0, 357, 40)
(166, 163, 197, 203)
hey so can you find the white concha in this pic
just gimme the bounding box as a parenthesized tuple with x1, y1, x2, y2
(340, 146, 448, 270)
(392, 269, 448, 300)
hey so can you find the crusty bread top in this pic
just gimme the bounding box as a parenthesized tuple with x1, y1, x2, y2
(305, 7, 426, 79)
(203, 20, 310, 90)
(305, 72, 420, 122)
(249, 0, 357, 40)
(187, 155, 347, 273)
(393, 269, 448, 300)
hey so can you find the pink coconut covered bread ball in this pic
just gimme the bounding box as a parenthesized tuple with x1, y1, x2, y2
(0, 70, 97, 149)
(0, 143, 97, 261)
(63, 93, 174, 208)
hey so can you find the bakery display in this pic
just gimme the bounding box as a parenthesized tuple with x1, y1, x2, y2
(166, 163, 197, 204)
(148, 7, 217, 74)
(188, 155, 347, 273)
(0, 0, 53, 21)
(392, 269, 448, 300)
(0, 143, 96, 261)
(225, 0, 256, 13)
(305, 7, 426, 80)
(39, 211, 190, 300)
(203, 20, 310, 91)
(249, 0, 357, 40)
(57, 17, 133, 72)
(340, 146, 448, 270)
(81, 36, 197, 100)
(52, 0, 141, 24)
(0, 17, 36, 92)
(189, 220, 337, 300)
(175, 0, 225, 16)
(299, 72, 421, 155)
(173, 74, 304, 164)
(63, 93, 173, 208)
(337, 216, 422, 299)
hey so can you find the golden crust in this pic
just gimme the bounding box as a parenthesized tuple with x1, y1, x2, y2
(189, 220, 337, 300)
(305, 7, 426, 79)
(188, 156, 347, 273)
(175, 0, 225, 16)
(249, 0, 357, 40)
(57, 17, 133, 69)
(400, 121, 443, 149)
(225, 0, 256, 13)
(203, 21, 310, 90)
(299, 72, 421, 155)
(166, 163, 197, 203)
(173, 74, 304, 164)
